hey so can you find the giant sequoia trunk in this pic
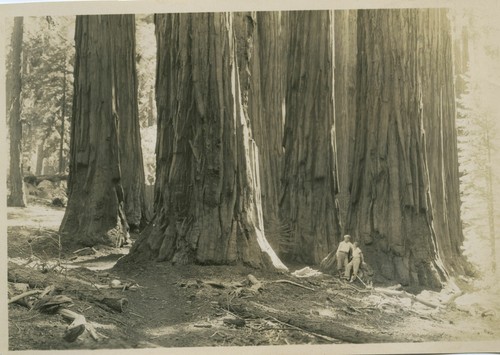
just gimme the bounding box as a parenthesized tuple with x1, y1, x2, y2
(417, 9, 470, 277)
(233, 12, 284, 252)
(7, 17, 27, 207)
(60, 15, 145, 246)
(111, 15, 149, 230)
(333, 10, 357, 231)
(346, 9, 467, 288)
(279, 11, 341, 264)
(126, 13, 286, 270)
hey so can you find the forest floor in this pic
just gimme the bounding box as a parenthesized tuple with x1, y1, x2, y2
(6, 194, 500, 352)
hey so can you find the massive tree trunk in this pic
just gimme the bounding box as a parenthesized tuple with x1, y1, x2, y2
(60, 15, 138, 247)
(333, 10, 357, 231)
(126, 13, 286, 270)
(417, 9, 470, 277)
(279, 11, 341, 264)
(111, 15, 149, 230)
(7, 17, 27, 207)
(346, 9, 467, 289)
(233, 12, 284, 252)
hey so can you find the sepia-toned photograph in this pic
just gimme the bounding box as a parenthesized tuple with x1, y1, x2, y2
(2, 0, 500, 353)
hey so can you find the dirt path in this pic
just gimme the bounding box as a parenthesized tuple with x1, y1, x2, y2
(7, 203, 500, 350)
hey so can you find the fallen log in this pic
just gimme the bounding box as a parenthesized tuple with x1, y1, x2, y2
(373, 288, 440, 309)
(232, 301, 403, 344)
(8, 262, 129, 313)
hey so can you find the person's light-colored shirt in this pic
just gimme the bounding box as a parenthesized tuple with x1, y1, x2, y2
(352, 247, 363, 259)
(337, 241, 353, 253)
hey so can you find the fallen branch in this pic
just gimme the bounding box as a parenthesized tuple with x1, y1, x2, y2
(8, 290, 41, 304)
(373, 288, 440, 309)
(342, 283, 371, 293)
(273, 279, 314, 291)
(40, 285, 56, 298)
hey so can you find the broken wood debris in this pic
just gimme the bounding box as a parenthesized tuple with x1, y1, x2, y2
(197, 274, 314, 297)
(373, 288, 440, 309)
(8, 290, 41, 305)
(34, 294, 73, 314)
(248, 274, 263, 293)
(58, 308, 101, 342)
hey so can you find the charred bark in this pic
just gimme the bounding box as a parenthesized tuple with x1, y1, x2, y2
(126, 13, 286, 270)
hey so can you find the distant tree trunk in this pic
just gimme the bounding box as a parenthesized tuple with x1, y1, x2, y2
(127, 13, 287, 270)
(111, 15, 149, 230)
(333, 10, 357, 231)
(486, 130, 497, 273)
(7, 17, 27, 207)
(279, 11, 341, 264)
(346, 9, 467, 288)
(58, 58, 67, 174)
(35, 140, 44, 175)
(60, 15, 131, 247)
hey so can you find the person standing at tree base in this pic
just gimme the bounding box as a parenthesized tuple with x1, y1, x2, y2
(336, 234, 353, 276)
(345, 241, 364, 282)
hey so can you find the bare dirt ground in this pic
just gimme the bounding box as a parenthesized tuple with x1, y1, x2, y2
(7, 197, 500, 351)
